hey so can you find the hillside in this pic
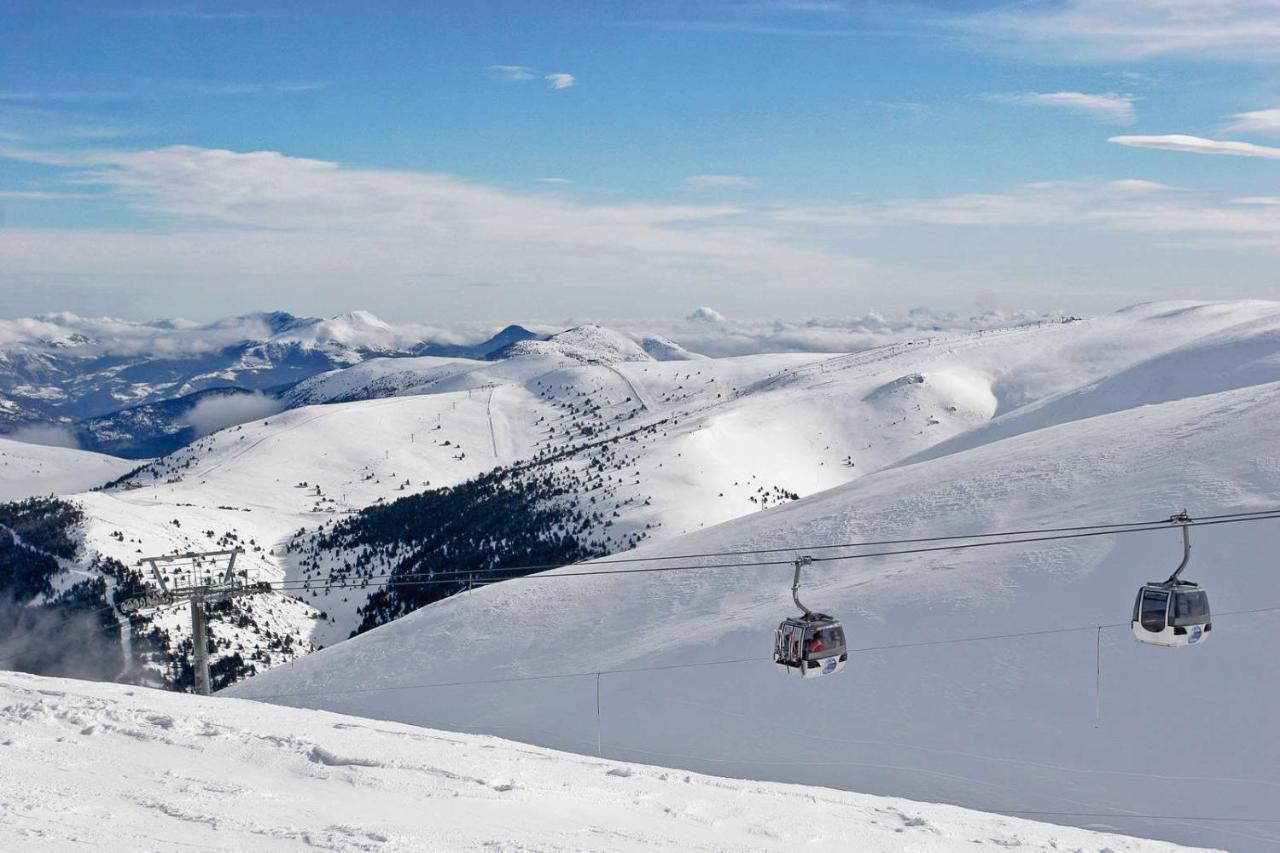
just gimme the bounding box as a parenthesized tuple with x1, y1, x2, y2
(0, 311, 539, 449)
(9, 302, 1274, 691)
(0, 670, 1207, 852)
(0, 437, 138, 502)
(228, 306, 1280, 851)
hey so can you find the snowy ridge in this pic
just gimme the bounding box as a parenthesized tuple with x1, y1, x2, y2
(0, 671, 1208, 852)
(501, 323, 655, 363)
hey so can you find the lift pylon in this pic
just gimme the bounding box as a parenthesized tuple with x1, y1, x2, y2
(119, 548, 271, 695)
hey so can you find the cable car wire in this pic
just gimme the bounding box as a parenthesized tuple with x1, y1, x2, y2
(289, 507, 1280, 588)
(271, 507, 1280, 595)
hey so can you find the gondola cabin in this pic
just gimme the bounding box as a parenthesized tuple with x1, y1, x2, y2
(775, 615, 848, 678)
(1131, 580, 1211, 647)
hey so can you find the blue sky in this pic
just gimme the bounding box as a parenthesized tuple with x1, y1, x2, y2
(1, 1, 1279, 322)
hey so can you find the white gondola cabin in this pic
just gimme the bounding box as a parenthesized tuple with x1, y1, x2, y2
(1132, 513, 1212, 647)
(774, 556, 848, 678)
(1132, 581, 1211, 647)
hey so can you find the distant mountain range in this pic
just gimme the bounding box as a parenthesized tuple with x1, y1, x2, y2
(0, 311, 540, 457)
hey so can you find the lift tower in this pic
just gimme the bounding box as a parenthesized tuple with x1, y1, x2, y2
(119, 548, 271, 695)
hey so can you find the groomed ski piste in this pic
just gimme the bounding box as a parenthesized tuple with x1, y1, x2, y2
(0, 671, 1211, 852)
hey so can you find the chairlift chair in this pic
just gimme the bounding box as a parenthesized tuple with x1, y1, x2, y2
(1132, 513, 1212, 647)
(775, 556, 848, 677)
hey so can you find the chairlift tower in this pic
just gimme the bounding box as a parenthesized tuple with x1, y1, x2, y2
(118, 548, 271, 696)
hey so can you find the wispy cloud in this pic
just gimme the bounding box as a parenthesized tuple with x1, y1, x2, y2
(486, 65, 536, 82)
(1225, 107, 1280, 135)
(0, 190, 100, 201)
(0, 144, 870, 314)
(954, 0, 1280, 61)
(771, 178, 1280, 249)
(487, 67, 575, 89)
(683, 174, 759, 190)
(535, 177, 573, 184)
(988, 91, 1134, 123)
(0, 80, 324, 102)
(1109, 134, 1280, 160)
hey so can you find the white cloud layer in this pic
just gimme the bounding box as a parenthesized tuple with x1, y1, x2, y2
(771, 178, 1280, 249)
(180, 391, 286, 438)
(609, 307, 1069, 357)
(1225, 107, 1280, 135)
(0, 144, 872, 317)
(1109, 134, 1280, 160)
(544, 73, 575, 90)
(956, 0, 1280, 60)
(989, 91, 1134, 123)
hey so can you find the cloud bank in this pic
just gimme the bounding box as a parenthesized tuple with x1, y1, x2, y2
(1109, 134, 1280, 160)
(0, 144, 872, 318)
(180, 391, 286, 438)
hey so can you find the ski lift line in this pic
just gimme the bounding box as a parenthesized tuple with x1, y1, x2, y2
(232, 607, 1279, 702)
(277, 506, 1280, 592)
(274, 507, 1280, 590)
(270, 509, 1280, 594)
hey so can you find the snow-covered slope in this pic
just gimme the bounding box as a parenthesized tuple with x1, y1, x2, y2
(229, 335, 1280, 851)
(639, 334, 708, 361)
(0, 436, 137, 501)
(501, 323, 655, 363)
(46, 303, 1280, 677)
(0, 671, 1207, 852)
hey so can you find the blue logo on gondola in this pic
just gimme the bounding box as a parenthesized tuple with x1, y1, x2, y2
(1189, 626, 1202, 644)
(823, 657, 838, 674)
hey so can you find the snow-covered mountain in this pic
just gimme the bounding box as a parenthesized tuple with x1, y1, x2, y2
(5, 300, 1280, 850)
(0, 671, 1203, 852)
(0, 312, 538, 454)
(218, 300, 1280, 852)
(497, 323, 658, 363)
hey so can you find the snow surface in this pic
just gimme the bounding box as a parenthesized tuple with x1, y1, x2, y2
(228, 302, 1280, 852)
(0, 436, 137, 502)
(0, 671, 1208, 852)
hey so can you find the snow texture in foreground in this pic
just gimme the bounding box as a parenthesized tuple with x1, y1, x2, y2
(0, 671, 1207, 852)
